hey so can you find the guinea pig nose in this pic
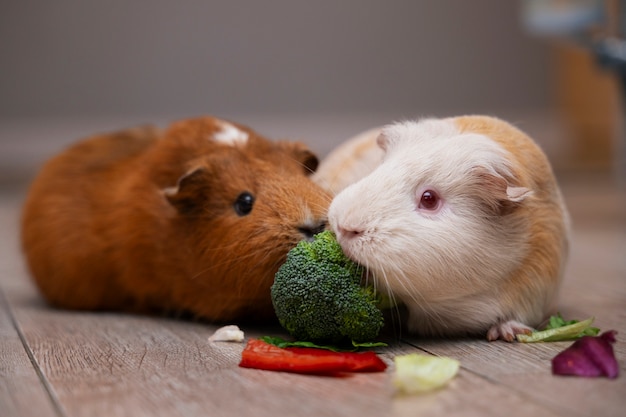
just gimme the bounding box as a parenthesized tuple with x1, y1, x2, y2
(299, 222, 327, 241)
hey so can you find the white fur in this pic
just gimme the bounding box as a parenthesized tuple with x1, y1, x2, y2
(213, 121, 249, 145)
(312, 127, 384, 194)
(328, 118, 535, 337)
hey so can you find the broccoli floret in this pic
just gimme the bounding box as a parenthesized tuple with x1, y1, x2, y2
(271, 230, 384, 344)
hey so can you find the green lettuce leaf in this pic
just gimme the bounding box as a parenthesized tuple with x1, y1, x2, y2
(393, 353, 460, 394)
(544, 312, 600, 336)
(259, 335, 386, 352)
(517, 315, 599, 343)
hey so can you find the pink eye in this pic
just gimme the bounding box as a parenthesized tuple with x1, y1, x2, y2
(418, 190, 440, 210)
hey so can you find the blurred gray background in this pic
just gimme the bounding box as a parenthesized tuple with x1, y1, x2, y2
(1, 0, 549, 118)
(1, 0, 621, 188)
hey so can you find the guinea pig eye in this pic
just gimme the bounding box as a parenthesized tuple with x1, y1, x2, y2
(233, 192, 255, 216)
(418, 190, 440, 211)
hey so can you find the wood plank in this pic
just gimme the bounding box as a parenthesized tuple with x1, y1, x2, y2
(406, 335, 625, 417)
(7, 305, 388, 417)
(7, 302, 569, 417)
(391, 370, 564, 417)
(0, 194, 60, 417)
(0, 290, 60, 417)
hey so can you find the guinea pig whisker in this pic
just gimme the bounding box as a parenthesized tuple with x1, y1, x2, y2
(381, 261, 450, 335)
(374, 264, 404, 340)
(309, 200, 332, 215)
(286, 153, 317, 177)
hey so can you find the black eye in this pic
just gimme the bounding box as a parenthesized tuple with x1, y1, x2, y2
(234, 192, 255, 216)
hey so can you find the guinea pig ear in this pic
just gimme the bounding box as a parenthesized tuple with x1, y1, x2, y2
(472, 168, 533, 215)
(281, 142, 319, 175)
(377, 122, 407, 152)
(376, 132, 391, 152)
(163, 167, 208, 214)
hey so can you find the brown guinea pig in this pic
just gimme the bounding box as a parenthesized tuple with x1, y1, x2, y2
(21, 116, 331, 322)
(317, 116, 570, 341)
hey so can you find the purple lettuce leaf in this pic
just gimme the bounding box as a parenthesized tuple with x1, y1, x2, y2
(552, 330, 619, 378)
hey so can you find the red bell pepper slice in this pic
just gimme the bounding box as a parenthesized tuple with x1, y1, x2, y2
(239, 339, 387, 374)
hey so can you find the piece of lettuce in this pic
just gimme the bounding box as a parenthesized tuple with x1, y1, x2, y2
(517, 314, 600, 343)
(393, 353, 460, 394)
(544, 313, 601, 336)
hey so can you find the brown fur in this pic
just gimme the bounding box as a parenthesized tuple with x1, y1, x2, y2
(453, 116, 570, 338)
(21, 116, 331, 322)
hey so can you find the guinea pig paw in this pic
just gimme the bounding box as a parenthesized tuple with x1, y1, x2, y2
(486, 320, 533, 342)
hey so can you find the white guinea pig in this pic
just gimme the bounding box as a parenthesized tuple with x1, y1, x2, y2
(317, 115, 570, 341)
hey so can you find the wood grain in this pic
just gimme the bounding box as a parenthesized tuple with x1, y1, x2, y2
(0, 290, 60, 417)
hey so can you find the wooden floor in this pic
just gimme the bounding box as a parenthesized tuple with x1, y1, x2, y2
(1, 175, 624, 417)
